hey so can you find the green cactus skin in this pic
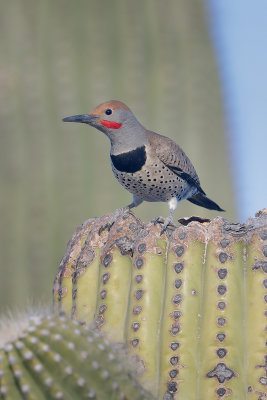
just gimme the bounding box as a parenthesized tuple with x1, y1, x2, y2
(246, 213, 267, 399)
(95, 215, 143, 343)
(0, 314, 155, 400)
(127, 223, 168, 394)
(54, 216, 113, 322)
(198, 218, 246, 399)
(159, 223, 206, 400)
(54, 210, 267, 399)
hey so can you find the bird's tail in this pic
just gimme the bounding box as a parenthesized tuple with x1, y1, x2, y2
(187, 193, 224, 212)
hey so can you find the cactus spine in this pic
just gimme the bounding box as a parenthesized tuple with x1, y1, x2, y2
(54, 210, 267, 399)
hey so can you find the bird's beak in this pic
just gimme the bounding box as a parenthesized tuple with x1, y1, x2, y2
(62, 114, 98, 125)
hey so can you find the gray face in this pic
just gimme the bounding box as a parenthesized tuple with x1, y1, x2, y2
(101, 109, 148, 153)
(63, 108, 149, 154)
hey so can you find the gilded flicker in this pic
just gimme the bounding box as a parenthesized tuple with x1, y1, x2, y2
(63, 100, 224, 229)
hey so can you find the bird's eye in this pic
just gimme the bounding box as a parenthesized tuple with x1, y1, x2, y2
(105, 108, 112, 115)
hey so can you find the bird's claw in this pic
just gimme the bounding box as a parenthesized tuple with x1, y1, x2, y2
(98, 207, 130, 235)
(160, 217, 176, 234)
(152, 216, 176, 235)
(152, 216, 165, 225)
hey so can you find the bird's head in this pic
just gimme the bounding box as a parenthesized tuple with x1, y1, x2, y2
(63, 100, 135, 133)
(63, 100, 147, 152)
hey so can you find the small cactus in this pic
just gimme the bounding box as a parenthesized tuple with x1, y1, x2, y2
(53, 210, 267, 399)
(0, 312, 155, 400)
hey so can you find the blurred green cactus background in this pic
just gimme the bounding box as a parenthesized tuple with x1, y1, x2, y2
(0, 0, 234, 312)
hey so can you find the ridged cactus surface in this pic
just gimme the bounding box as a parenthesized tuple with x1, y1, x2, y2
(54, 210, 267, 400)
(0, 313, 155, 400)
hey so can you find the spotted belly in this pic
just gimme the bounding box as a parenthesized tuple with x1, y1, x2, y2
(111, 160, 193, 203)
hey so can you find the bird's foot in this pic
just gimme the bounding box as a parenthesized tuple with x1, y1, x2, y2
(153, 216, 176, 234)
(152, 216, 165, 225)
(98, 206, 130, 235)
(160, 216, 176, 234)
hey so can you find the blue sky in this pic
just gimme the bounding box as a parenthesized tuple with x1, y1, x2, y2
(208, 0, 267, 221)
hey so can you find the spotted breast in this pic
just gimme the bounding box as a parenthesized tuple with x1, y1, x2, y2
(111, 145, 195, 202)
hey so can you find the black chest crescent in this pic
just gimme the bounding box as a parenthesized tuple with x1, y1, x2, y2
(110, 146, 147, 173)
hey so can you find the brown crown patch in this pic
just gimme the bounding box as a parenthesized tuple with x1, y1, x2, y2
(90, 100, 131, 116)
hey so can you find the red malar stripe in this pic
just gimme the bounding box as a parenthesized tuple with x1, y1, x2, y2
(99, 120, 122, 129)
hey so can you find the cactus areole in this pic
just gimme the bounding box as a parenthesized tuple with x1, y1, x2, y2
(53, 209, 267, 400)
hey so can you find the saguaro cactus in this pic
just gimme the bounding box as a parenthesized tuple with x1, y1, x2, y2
(0, 312, 155, 400)
(53, 210, 267, 400)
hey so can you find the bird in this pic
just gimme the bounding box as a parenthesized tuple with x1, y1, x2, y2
(63, 100, 224, 231)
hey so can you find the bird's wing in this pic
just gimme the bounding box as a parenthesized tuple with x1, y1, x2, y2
(147, 130, 205, 195)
